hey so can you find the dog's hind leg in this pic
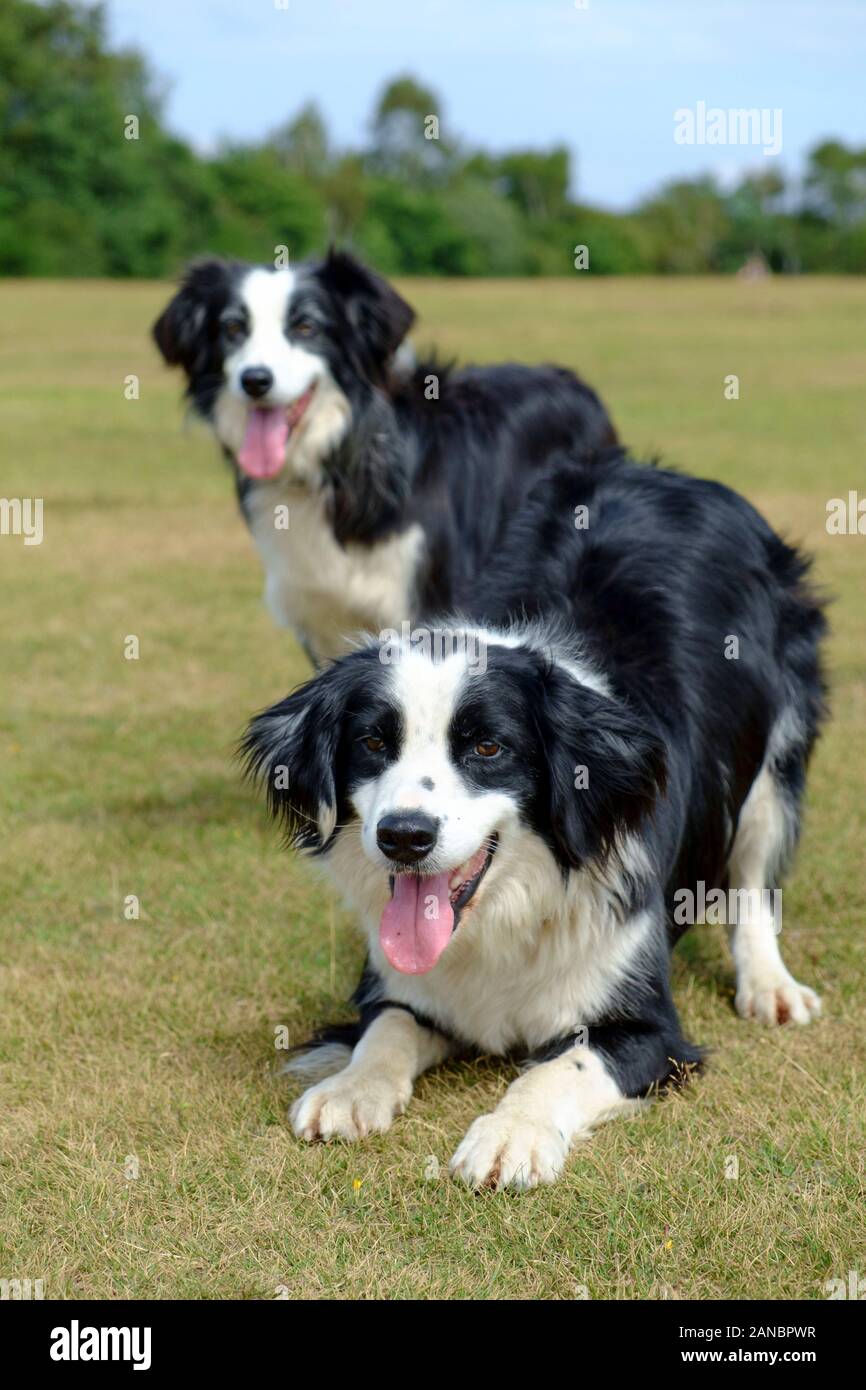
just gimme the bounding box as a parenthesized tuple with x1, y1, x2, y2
(727, 738, 821, 1026)
(290, 1007, 453, 1142)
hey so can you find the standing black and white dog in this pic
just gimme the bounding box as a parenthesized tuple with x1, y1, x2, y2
(153, 250, 616, 663)
(243, 451, 826, 1190)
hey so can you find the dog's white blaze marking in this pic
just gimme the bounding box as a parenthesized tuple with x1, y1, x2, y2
(352, 646, 515, 876)
(240, 266, 295, 333)
(219, 267, 326, 413)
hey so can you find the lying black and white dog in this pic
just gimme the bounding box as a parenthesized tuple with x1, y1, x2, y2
(153, 251, 616, 663)
(243, 450, 826, 1189)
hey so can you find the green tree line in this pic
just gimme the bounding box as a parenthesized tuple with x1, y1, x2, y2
(2, 0, 865, 277)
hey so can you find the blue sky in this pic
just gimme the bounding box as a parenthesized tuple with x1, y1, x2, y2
(109, 0, 866, 210)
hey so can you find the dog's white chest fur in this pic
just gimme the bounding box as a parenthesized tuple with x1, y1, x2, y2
(370, 896, 651, 1054)
(327, 825, 652, 1055)
(244, 482, 424, 662)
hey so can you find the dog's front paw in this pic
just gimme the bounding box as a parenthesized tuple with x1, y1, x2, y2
(290, 1069, 410, 1142)
(735, 960, 821, 1026)
(449, 1108, 569, 1191)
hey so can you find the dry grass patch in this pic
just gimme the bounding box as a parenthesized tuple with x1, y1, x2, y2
(0, 277, 864, 1300)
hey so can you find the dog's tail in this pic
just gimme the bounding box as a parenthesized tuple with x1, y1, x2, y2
(280, 1022, 360, 1085)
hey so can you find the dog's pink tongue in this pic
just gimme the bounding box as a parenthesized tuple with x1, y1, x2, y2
(237, 407, 289, 480)
(380, 873, 454, 974)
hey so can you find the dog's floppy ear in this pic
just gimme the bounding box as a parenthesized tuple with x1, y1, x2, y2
(537, 664, 667, 872)
(241, 652, 372, 852)
(323, 248, 415, 372)
(152, 258, 232, 374)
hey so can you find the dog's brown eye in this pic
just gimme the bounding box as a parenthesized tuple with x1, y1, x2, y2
(363, 735, 385, 753)
(475, 740, 501, 758)
(224, 319, 245, 341)
(293, 318, 315, 337)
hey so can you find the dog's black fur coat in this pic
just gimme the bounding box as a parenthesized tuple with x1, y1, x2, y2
(245, 450, 827, 1103)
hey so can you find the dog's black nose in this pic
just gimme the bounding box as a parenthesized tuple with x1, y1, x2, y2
(240, 366, 274, 399)
(376, 811, 440, 865)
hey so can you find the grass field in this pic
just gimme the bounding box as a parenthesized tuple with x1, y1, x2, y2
(1, 276, 864, 1301)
